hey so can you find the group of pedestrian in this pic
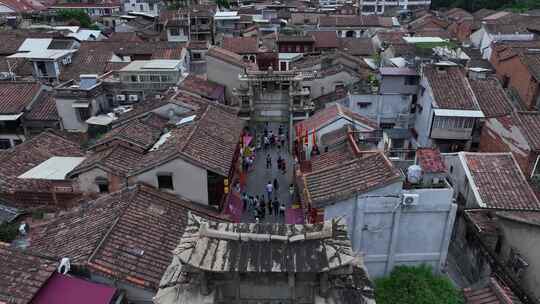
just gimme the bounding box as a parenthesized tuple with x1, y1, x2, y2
(262, 124, 287, 151)
(242, 187, 285, 223)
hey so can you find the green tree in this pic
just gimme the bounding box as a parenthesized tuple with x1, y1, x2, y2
(57, 9, 93, 28)
(0, 222, 19, 243)
(375, 265, 464, 304)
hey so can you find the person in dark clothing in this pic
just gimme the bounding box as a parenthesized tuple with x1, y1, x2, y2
(266, 154, 272, 169)
(277, 155, 283, 170)
(259, 200, 266, 219)
(272, 198, 279, 217)
(273, 178, 279, 192)
(278, 124, 283, 135)
(268, 198, 272, 216)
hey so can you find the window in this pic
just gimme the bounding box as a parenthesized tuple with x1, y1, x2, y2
(357, 101, 371, 108)
(150, 75, 160, 82)
(405, 76, 418, 85)
(13, 139, 22, 146)
(193, 52, 202, 60)
(139, 4, 143, 10)
(157, 173, 174, 190)
(160, 75, 170, 82)
(130, 75, 138, 82)
(0, 139, 10, 149)
(96, 177, 109, 193)
(149, 3, 154, 10)
(169, 27, 180, 36)
(201, 19, 208, 24)
(77, 108, 90, 122)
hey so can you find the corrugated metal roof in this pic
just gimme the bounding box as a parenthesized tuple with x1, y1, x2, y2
(18, 156, 86, 180)
(17, 38, 52, 52)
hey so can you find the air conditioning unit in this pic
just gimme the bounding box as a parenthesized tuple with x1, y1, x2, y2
(116, 94, 126, 101)
(128, 94, 139, 102)
(402, 193, 419, 206)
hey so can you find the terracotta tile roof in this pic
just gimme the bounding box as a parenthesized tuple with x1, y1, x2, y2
(338, 37, 374, 56)
(222, 36, 259, 54)
(295, 103, 378, 133)
(374, 30, 408, 46)
(291, 12, 320, 25)
(180, 75, 225, 101)
(0, 245, 57, 304)
(60, 41, 185, 81)
(497, 210, 540, 227)
(0, 82, 41, 114)
(207, 46, 253, 69)
(0, 0, 45, 13)
(464, 277, 522, 304)
(29, 184, 229, 291)
(0, 131, 83, 182)
(312, 89, 349, 109)
(414, 29, 452, 39)
(445, 8, 473, 21)
(462, 152, 540, 210)
(277, 34, 315, 42)
(520, 51, 540, 82)
(23, 90, 58, 121)
(483, 14, 540, 35)
(70, 145, 144, 177)
(469, 77, 513, 117)
(131, 103, 244, 177)
(311, 143, 355, 172)
(60, 41, 121, 81)
(107, 32, 144, 42)
(319, 15, 385, 27)
(94, 113, 168, 151)
(510, 111, 540, 151)
(423, 65, 479, 110)
(311, 31, 339, 49)
(304, 152, 402, 207)
(416, 148, 446, 173)
(464, 209, 500, 235)
(0, 30, 58, 55)
(472, 8, 497, 20)
(407, 14, 449, 31)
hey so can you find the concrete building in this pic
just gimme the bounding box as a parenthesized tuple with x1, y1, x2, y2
(443, 152, 540, 303)
(154, 214, 376, 304)
(214, 11, 240, 41)
(414, 63, 484, 152)
(297, 138, 457, 277)
(359, 0, 430, 15)
(55, 74, 109, 133)
(123, 0, 163, 17)
(344, 67, 418, 130)
(206, 46, 254, 105)
(161, 6, 215, 43)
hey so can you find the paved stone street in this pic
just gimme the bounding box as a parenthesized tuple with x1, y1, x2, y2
(241, 122, 295, 223)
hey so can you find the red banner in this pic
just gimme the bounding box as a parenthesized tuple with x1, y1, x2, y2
(223, 191, 243, 222)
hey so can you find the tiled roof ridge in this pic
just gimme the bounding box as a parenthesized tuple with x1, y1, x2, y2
(178, 106, 207, 154)
(305, 151, 381, 176)
(134, 183, 227, 220)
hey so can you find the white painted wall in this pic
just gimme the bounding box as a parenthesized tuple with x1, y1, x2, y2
(413, 76, 435, 147)
(76, 167, 108, 193)
(133, 157, 209, 205)
(324, 181, 457, 278)
(55, 98, 88, 132)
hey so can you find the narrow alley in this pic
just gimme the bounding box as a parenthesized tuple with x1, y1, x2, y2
(240, 122, 300, 223)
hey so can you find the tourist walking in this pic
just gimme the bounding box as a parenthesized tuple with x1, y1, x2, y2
(266, 154, 272, 169)
(265, 181, 273, 201)
(289, 184, 295, 201)
(272, 198, 279, 217)
(280, 201, 286, 217)
(273, 178, 280, 192)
